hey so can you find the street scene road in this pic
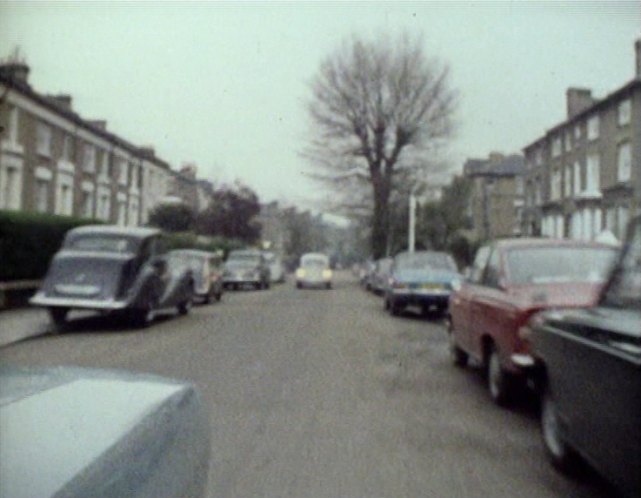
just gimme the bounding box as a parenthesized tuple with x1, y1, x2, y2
(0, 273, 617, 498)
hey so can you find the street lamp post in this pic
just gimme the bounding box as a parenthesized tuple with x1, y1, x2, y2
(408, 191, 417, 253)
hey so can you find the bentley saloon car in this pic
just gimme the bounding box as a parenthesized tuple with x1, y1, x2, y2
(295, 252, 332, 289)
(383, 250, 460, 316)
(30, 226, 196, 328)
(0, 366, 210, 498)
(167, 249, 224, 304)
(527, 217, 640, 497)
(222, 249, 271, 290)
(447, 238, 618, 405)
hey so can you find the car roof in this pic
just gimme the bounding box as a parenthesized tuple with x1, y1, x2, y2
(67, 225, 160, 240)
(301, 252, 328, 259)
(492, 237, 618, 250)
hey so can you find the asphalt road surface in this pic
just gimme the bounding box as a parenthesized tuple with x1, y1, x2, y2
(0, 272, 618, 498)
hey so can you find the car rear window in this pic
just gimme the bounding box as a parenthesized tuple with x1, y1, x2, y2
(301, 256, 329, 268)
(506, 246, 616, 285)
(395, 252, 457, 272)
(67, 236, 135, 253)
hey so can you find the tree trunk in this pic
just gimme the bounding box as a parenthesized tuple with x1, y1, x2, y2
(371, 178, 391, 259)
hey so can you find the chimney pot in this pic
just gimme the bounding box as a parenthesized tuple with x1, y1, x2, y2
(47, 94, 72, 111)
(89, 120, 107, 131)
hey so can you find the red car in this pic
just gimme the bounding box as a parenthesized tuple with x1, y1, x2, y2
(447, 238, 618, 405)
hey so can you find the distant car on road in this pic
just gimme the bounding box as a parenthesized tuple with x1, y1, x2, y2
(370, 257, 393, 295)
(296, 253, 332, 289)
(223, 249, 270, 290)
(0, 366, 210, 498)
(167, 249, 224, 304)
(384, 251, 460, 317)
(447, 238, 618, 405)
(263, 251, 286, 283)
(30, 226, 195, 328)
(528, 218, 640, 497)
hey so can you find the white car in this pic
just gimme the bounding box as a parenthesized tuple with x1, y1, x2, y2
(295, 253, 332, 289)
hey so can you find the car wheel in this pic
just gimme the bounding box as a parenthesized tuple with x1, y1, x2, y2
(384, 297, 390, 310)
(130, 305, 154, 328)
(296, 282, 302, 289)
(447, 322, 468, 367)
(541, 390, 577, 472)
(49, 307, 69, 328)
(215, 291, 222, 302)
(487, 345, 512, 406)
(389, 300, 401, 316)
(326, 282, 331, 290)
(265, 281, 270, 290)
(178, 297, 192, 315)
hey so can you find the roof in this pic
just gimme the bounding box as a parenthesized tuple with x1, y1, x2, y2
(524, 78, 641, 150)
(67, 225, 160, 239)
(0, 70, 170, 170)
(464, 155, 525, 177)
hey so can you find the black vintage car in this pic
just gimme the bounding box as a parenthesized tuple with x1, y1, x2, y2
(30, 226, 195, 328)
(528, 216, 641, 497)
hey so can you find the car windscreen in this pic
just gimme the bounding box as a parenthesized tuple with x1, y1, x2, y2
(395, 252, 457, 272)
(226, 257, 260, 267)
(506, 246, 617, 285)
(301, 256, 328, 268)
(66, 235, 136, 254)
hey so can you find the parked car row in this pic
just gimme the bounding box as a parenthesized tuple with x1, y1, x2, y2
(445, 230, 637, 496)
(357, 220, 639, 497)
(30, 225, 290, 330)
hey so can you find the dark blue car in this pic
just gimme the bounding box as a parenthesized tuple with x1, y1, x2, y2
(384, 250, 461, 316)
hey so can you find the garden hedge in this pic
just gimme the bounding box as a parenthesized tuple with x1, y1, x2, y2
(0, 210, 247, 281)
(0, 210, 99, 281)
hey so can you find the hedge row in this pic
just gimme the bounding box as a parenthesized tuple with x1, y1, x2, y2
(0, 210, 99, 281)
(0, 210, 247, 282)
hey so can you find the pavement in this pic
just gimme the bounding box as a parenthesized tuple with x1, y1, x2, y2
(0, 307, 51, 348)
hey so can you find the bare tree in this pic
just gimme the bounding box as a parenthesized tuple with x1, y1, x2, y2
(304, 33, 457, 258)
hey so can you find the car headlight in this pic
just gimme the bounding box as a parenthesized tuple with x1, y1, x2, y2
(296, 268, 306, 278)
(322, 269, 332, 279)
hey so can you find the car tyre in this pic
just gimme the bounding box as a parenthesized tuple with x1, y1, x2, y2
(389, 300, 401, 316)
(130, 305, 154, 328)
(178, 296, 192, 315)
(448, 323, 468, 368)
(214, 291, 222, 302)
(541, 390, 578, 473)
(326, 282, 331, 290)
(487, 345, 513, 406)
(49, 307, 69, 329)
(296, 282, 302, 289)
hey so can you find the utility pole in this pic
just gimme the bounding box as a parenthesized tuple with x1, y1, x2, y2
(408, 191, 417, 253)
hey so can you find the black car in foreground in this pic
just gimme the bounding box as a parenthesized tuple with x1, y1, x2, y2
(527, 216, 641, 497)
(30, 226, 195, 328)
(0, 366, 210, 498)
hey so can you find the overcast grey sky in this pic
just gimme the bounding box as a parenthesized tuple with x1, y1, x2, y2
(1, 1, 639, 208)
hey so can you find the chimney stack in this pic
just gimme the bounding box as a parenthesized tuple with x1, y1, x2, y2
(88, 120, 107, 131)
(0, 62, 30, 87)
(566, 88, 594, 119)
(47, 94, 73, 111)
